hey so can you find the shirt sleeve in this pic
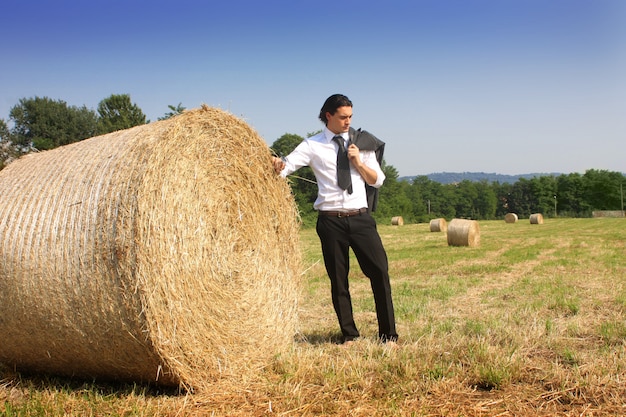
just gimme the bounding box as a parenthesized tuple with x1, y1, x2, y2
(280, 140, 311, 178)
(362, 150, 385, 188)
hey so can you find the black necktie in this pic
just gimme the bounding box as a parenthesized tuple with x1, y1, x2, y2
(333, 135, 353, 194)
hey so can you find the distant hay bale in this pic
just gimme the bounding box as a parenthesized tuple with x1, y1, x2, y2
(429, 218, 447, 232)
(0, 106, 301, 391)
(391, 216, 404, 226)
(447, 219, 480, 247)
(504, 213, 518, 223)
(529, 213, 544, 224)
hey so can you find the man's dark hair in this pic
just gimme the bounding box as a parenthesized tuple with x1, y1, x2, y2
(319, 94, 353, 124)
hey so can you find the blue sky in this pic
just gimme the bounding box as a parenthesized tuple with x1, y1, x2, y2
(1, 0, 624, 176)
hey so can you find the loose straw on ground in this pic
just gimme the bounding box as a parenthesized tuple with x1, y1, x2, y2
(0, 106, 302, 391)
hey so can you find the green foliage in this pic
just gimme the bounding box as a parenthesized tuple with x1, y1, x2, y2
(158, 103, 186, 121)
(476, 362, 512, 390)
(409, 176, 457, 221)
(0, 119, 9, 140)
(8, 96, 97, 150)
(271, 130, 625, 226)
(270, 133, 318, 226)
(559, 348, 580, 367)
(506, 178, 534, 216)
(96, 94, 146, 134)
(599, 321, 626, 346)
(583, 169, 624, 211)
(556, 173, 589, 216)
(533, 175, 558, 215)
(0, 119, 20, 170)
(373, 162, 413, 222)
(1, 94, 150, 167)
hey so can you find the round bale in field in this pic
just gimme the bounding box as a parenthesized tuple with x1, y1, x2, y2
(530, 213, 544, 224)
(391, 216, 404, 226)
(504, 213, 518, 223)
(0, 106, 301, 391)
(447, 219, 480, 247)
(429, 218, 447, 232)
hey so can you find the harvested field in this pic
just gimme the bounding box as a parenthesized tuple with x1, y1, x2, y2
(1, 218, 626, 416)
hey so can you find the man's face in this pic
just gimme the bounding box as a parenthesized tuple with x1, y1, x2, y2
(326, 106, 352, 134)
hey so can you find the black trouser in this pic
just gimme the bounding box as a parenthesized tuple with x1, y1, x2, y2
(316, 212, 397, 342)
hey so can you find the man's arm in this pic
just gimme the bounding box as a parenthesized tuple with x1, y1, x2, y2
(347, 144, 382, 186)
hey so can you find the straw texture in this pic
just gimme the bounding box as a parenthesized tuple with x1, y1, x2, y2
(447, 219, 480, 247)
(0, 106, 301, 390)
(529, 213, 544, 224)
(429, 218, 447, 233)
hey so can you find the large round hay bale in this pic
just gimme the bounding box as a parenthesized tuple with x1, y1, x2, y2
(391, 216, 404, 226)
(0, 106, 301, 391)
(530, 213, 544, 224)
(447, 219, 480, 247)
(504, 213, 518, 223)
(429, 218, 447, 232)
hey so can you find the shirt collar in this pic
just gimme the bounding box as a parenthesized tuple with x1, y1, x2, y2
(324, 127, 348, 142)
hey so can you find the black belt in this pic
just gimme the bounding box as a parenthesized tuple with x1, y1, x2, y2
(318, 208, 368, 218)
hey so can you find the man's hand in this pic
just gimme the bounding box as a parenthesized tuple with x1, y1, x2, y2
(348, 144, 378, 184)
(347, 144, 362, 167)
(272, 156, 285, 174)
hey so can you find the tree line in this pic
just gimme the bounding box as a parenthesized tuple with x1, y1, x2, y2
(0, 95, 185, 169)
(271, 133, 625, 227)
(2, 98, 623, 226)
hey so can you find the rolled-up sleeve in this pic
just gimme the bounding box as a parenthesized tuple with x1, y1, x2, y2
(362, 150, 385, 188)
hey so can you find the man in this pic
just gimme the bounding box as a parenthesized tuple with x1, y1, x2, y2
(272, 94, 398, 344)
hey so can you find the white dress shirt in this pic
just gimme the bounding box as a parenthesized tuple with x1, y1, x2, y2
(280, 127, 385, 211)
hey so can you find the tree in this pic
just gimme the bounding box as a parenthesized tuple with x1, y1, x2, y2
(374, 162, 413, 223)
(452, 180, 479, 218)
(404, 177, 427, 222)
(270, 133, 302, 158)
(531, 175, 558, 217)
(493, 181, 513, 218)
(410, 176, 456, 220)
(96, 94, 147, 134)
(556, 173, 589, 217)
(583, 169, 625, 211)
(473, 180, 498, 220)
(9, 96, 97, 150)
(270, 133, 318, 225)
(158, 103, 186, 121)
(507, 178, 534, 218)
(0, 119, 10, 144)
(0, 119, 20, 170)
